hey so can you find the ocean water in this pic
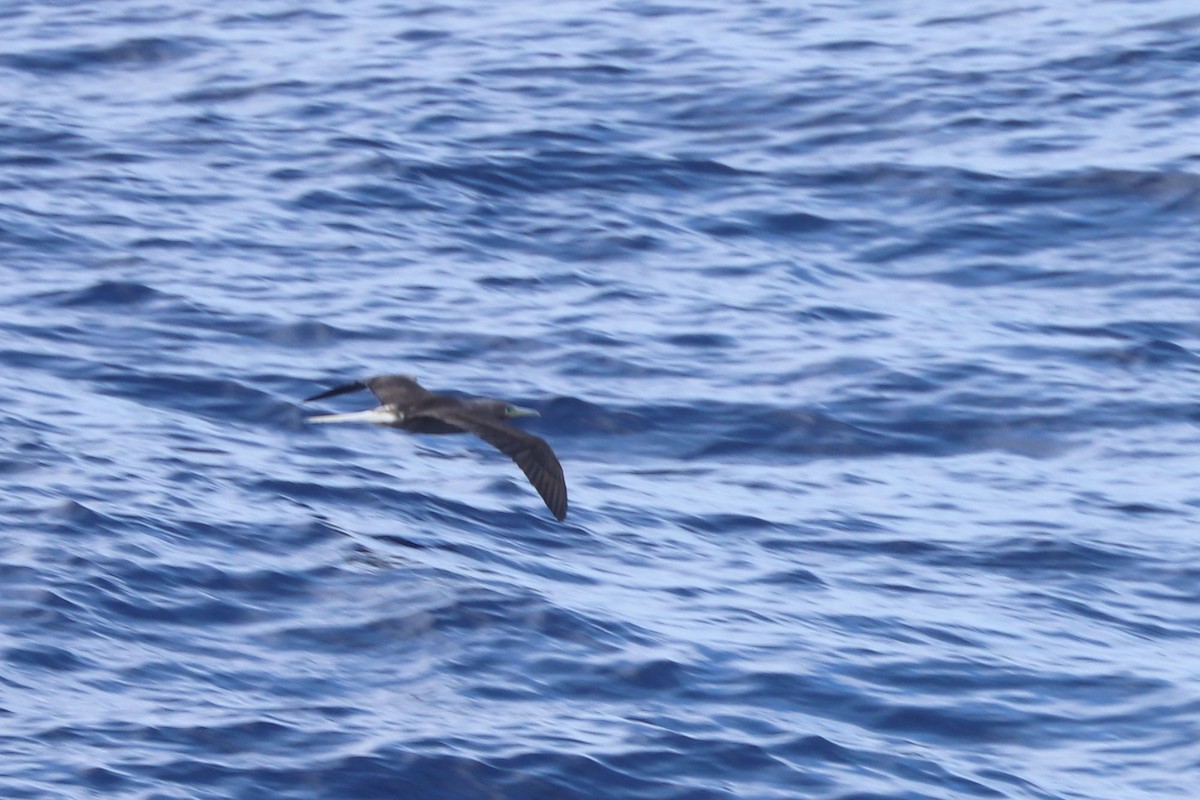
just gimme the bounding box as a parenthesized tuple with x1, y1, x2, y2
(3, 0, 1200, 798)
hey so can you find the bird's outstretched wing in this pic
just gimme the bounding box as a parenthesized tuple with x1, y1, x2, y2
(304, 375, 427, 406)
(364, 375, 429, 407)
(435, 409, 568, 521)
(303, 380, 369, 403)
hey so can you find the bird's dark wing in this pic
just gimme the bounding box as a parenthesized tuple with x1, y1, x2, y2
(433, 408, 568, 521)
(304, 375, 428, 406)
(363, 375, 430, 407)
(303, 380, 368, 403)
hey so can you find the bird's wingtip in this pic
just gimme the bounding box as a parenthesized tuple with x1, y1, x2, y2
(303, 380, 368, 403)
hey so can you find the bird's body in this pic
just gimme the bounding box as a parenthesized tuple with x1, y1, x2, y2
(303, 375, 567, 521)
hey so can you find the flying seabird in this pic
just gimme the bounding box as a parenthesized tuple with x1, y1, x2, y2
(303, 374, 567, 521)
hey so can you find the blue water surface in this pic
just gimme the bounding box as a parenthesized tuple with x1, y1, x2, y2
(3, 1, 1200, 798)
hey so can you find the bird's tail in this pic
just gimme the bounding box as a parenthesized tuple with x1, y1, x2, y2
(306, 409, 398, 425)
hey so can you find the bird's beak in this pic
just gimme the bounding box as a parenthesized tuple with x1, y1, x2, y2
(507, 405, 540, 418)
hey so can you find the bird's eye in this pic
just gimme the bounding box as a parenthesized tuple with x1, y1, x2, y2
(504, 404, 518, 416)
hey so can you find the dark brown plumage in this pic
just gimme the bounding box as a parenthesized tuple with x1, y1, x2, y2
(303, 375, 567, 521)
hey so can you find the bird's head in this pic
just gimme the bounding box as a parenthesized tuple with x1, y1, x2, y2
(464, 397, 541, 420)
(503, 403, 540, 419)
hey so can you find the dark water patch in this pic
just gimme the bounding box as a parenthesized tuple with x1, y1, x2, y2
(757, 209, 839, 235)
(476, 274, 552, 290)
(479, 62, 636, 84)
(86, 573, 260, 627)
(919, 261, 1128, 290)
(278, 588, 647, 655)
(396, 27, 453, 44)
(760, 568, 825, 587)
(111, 560, 325, 607)
(0, 218, 97, 257)
(1, 36, 207, 74)
(757, 527, 901, 559)
(870, 538, 955, 559)
(258, 475, 448, 521)
(0, 588, 82, 636)
(0, 153, 58, 169)
(824, 613, 977, 650)
(216, 8, 345, 25)
(793, 305, 893, 324)
(830, 404, 1086, 459)
(127, 236, 197, 250)
(534, 655, 692, 699)
(980, 168, 1200, 243)
(599, 730, 800, 791)
(273, 612, 447, 652)
(692, 209, 840, 240)
(790, 356, 902, 385)
(662, 332, 736, 349)
(194, 312, 378, 348)
(323, 748, 728, 800)
(175, 78, 313, 105)
(435, 518, 590, 561)
(84, 148, 147, 164)
(733, 669, 1042, 749)
(258, 320, 349, 348)
(5, 644, 93, 673)
(1050, 45, 1200, 85)
(79, 765, 132, 794)
(923, 8, 1031, 27)
(1004, 340, 1200, 373)
(847, 165, 1199, 264)
(356, 532, 433, 555)
(556, 350, 690, 380)
(94, 371, 264, 414)
(1017, 320, 1200, 342)
(680, 513, 778, 535)
(417, 331, 554, 363)
(1036, 593, 1190, 641)
(328, 135, 398, 153)
(292, 184, 443, 214)
(37, 500, 125, 539)
(1104, 502, 1183, 516)
(408, 152, 752, 200)
(953, 536, 1136, 577)
(43, 280, 163, 308)
(689, 410, 901, 460)
(129, 718, 329, 760)
(842, 657, 1166, 704)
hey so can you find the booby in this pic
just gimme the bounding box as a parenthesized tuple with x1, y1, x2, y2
(303, 375, 567, 521)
